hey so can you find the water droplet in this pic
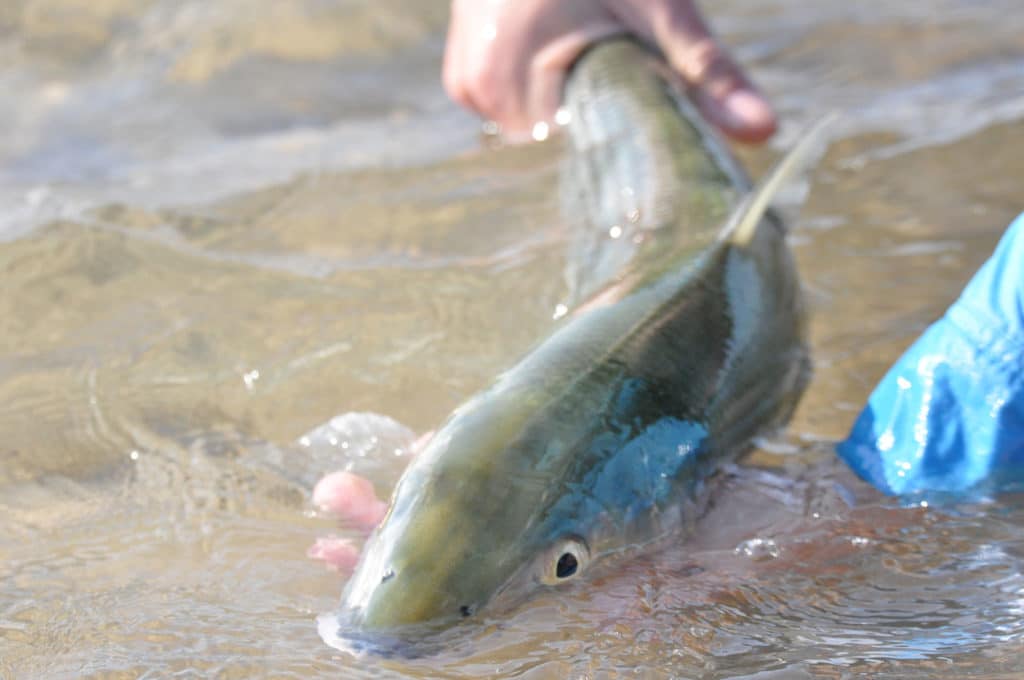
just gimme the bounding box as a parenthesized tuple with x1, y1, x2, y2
(482, 120, 500, 137)
(609, 225, 623, 239)
(552, 303, 568, 320)
(554, 107, 571, 126)
(129, 450, 139, 461)
(735, 537, 780, 561)
(531, 121, 550, 142)
(242, 369, 260, 390)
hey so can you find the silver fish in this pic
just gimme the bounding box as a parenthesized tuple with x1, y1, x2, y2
(321, 39, 821, 655)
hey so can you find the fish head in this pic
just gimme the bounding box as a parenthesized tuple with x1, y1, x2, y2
(322, 387, 607, 654)
(321, 378, 712, 655)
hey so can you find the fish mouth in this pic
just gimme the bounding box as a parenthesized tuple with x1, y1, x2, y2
(317, 610, 461, 659)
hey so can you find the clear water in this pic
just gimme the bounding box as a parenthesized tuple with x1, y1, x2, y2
(2, 1, 1024, 677)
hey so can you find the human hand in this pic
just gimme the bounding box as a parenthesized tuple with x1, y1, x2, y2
(442, 0, 776, 144)
(308, 431, 434, 571)
(307, 470, 388, 571)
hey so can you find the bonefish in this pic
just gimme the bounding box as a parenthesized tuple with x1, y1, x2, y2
(321, 39, 823, 653)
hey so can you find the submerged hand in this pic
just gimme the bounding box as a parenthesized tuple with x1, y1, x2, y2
(443, 0, 776, 143)
(307, 470, 388, 571)
(308, 431, 433, 571)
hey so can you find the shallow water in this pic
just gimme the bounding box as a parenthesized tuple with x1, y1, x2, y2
(2, 0, 1024, 677)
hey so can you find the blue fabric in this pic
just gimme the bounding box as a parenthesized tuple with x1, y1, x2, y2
(837, 213, 1024, 496)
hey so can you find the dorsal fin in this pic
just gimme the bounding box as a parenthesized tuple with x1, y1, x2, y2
(723, 114, 837, 247)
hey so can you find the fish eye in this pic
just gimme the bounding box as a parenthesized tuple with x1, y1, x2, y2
(539, 537, 589, 585)
(556, 552, 578, 578)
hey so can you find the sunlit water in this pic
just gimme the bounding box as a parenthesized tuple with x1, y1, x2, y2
(2, 0, 1024, 677)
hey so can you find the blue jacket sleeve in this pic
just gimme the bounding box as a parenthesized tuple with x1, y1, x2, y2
(837, 213, 1024, 496)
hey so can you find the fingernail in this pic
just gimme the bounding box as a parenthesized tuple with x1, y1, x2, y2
(720, 89, 777, 142)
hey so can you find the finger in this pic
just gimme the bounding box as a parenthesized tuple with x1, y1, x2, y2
(307, 536, 361, 572)
(608, 0, 776, 143)
(443, 0, 531, 136)
(665, 33, 776, 144)
(470, 32, 532, 139)
(312, 471, 388, 529)
(526, 24, 625, 138)
(441, 1, 478, 113)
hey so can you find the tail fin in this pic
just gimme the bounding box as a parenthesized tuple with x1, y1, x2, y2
(723, 114, 837, 247)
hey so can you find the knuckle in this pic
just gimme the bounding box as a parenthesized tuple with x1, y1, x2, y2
(678, 37, 734, 87)
(464, 61, 506, 115)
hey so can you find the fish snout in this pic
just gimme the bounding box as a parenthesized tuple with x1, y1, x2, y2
(319, 580, 477, 658)
(321, 557, 486, 656)
(317, 610, 450, 658)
